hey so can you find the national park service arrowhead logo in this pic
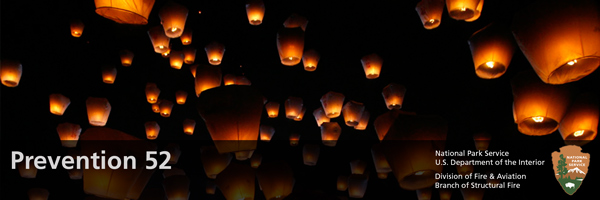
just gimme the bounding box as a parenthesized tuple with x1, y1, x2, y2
(551, 145, 590, 195)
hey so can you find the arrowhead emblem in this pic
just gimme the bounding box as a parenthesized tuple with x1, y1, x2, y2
(551, 145, 590, 195)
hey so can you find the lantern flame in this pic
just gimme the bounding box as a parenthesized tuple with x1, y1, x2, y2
(567, 60, 577, 66)
(486, 61, 495, 68)
(573, 130, 585, 137)
(532, 116, 544, 123)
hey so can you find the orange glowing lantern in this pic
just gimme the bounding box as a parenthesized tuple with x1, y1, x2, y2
(446, 0, 482, 20)
(101, 65, 117, 84)
(260, 125, 275, 142)
(194, 64, 222, 97)
(28, 188, 49, 200)
(361, 53, 382, 79)
(348, 174, 369, 198)
(164, 143, 181, 164)
(175, 90, 187, 104)
(321, 122, 341, 147)
(456, 157, 474, 176)
(257, 161, 295, 200)
(223, 74, 236, 85)
(145, 83, 160, 104)
(201, 146, 233, 179)
(302, 49, 320, 71)
(382, 83, 406, 110)
(70, 19, 84, 37)
(159, 1, 188, 38)
(290, 133, 300, 146)
(182, 119, 196, 135)
(180, 28, 192, 45)
(49, 93, 70, 115)
(464, 0, 483, 22)
(511, 71, 571, 136)
(473, 132, 491, 151)
(148, 26, 171, 53)
(235, 150, 254, 161)
(303, 144, 320, 166)
(183, 47, 196, 64)
(159, 100, 174, 117)
(313, 107, 330, 127)
(277, 27, 305, 66)
(246, 0, 265, 25)
(285, 96, 303, 119)
(283, 13, 308, 31)
(337, 175, 348, 191)
(342, 101, 365, 127)
(18, 159, 37, 178)
(189, 64, 197, 78)
(161, 46, 172, 58)
(265, 101, 280, 118)
(417, 187, 432, 200)
(56, 122, 81, 148)
(294, 107, 306, 121)
(169, 50, 184, 69)
(415, 0, 444, 29)
(151, 102, 160, 113)
(350, 160, 367, 175)
(371, 144, 392, 174)
(438, 188, 453, 200)
(460, 188, 485, 200)
(374, 110, 416, 141)
(320, 91, 345, 118)
(206, 180, 217, 195)
(0, 60, 23, 87)
(215, 162, 256, 200)
(559, 93, 598, 146)
(205, 42, 225, 65)
(378, 172, 389, 179)
(94, 0, 155, 25)
(354, 110, 370, 130)
(468, 23, 515, 79)
(512, 0, 600, 84)
(163, 175, 190, 200)
(250, 152, 262, 168)
(145, 121, 160, 140)
(119, 49, 134, 67)
(86, 97, 111, 126)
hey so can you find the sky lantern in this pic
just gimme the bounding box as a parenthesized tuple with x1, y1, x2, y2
(468, 23, 515, 79)
(371, 144, 392, 174)
(260, 125, 275, 141)
(145, 121, 160, 140)
(320, 91, 345, 118)
(354, 110, 370, 130)
(382, 83, 406, 110)
(374, 110, 416, 141)
(119, 49, 134, 67)
(559, 93, 598, 146)
(246, 0, 265, 25)
(512, 0, 600, 84)
(377, 172, 389, 179)
(145, 83, 160, 104)
(175, 90, 187, 104)
(250, 152, 262, 168)
(265, 101, 280, 118)
(337, 175, 348, 191)
(101, 65, 117, 84)
(197, 86, 263, 155)
(18, 158, 37, 178)
(94, 0, 155, 24)
(257, 161, 295, 200)
(289, 133, 300, 146)
(206, 180, 217, 195)
(28, 188, 49, 200)
(70, 19, 84, 37)
(348, 174, 369, 198)
(464, 0, 483, 22)
(312, 107, 330, 127)
(472, 132, 491, 151)
(438, 188, 453, 200)
(189, 64, 197, 78)
(234, 76, 252, 86)
(194, 64, 222, 97)
(56, 122, 81, 148)
(205, 41, 225, 65)
(350, 160, 367, 175)
(321, 122, 341, 147)
(151, 101, 160, 113)
(159, 1, 188, 38)
(148, 26, 171, 53)
(415, 0, 444, 29)
(169, 50, 184, 69)
(223, 74, 236, 85)
(342, 101, 365, 127)
(164, 143, 181, 164)
(511, 71, 571, 136)
(49, 93, 70, 115)
(445, 0, 482, 20)
(416, 187, 432, 200)
(86, 97, 111, 126)
(277, 27, 305, 66)
(455, 157, 474, 176)
(161, 46, 172, 58)
(285, 96, 303, 119)
(302, 49, 320, 71)
(183, 46, 196, 64)
(303, 144, 320, 166)
(460, 188, 485, 200)
(293, 107, 306, 121)
(159, 100, 174, 117)
(215, 162, 255, 200)
(283, 13, 308, 31)
(0, 60, 23, 87)
(201, 146, 233, 179)
(180, 28, 192, 45)
(163, 175, 190, 200)
(361, 53, 382, 79)
(182, 119, 196, 135)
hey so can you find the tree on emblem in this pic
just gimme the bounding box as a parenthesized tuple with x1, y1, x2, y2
(557, 154, 567, 179)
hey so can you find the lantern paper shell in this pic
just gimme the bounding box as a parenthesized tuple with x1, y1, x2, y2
(415, 0, 444, 29)
(464, 0, 483, 22)
(382, 83, 407, 110)
(70, 19, 84, 37)
(283, 13, 308, 31)
(183, 119, 196, 135)
(235, 150, 254, 161)
(361, 53, 382, 79)
(468, 23, 515, 79)
(223, 74, 236, 85)
(511, 0, 600, 84)
(473, 132, 491, 151)
(49, 93, 71, 115)
(348, 174, 369, 198)
(511, 71, 571, 136)
(1, 59, 23, 87)
(234, 76, 252, 86)
(455, 157, 474, 176)
(206, 180, 217, 195)
(321, 122, 341, 147)
(148, 26, 171, 53)
(145, 83, 160, 104)
(180, 28, 192, 45)
(337, 175, 349, 191)
(189, 64, 197, 78)
(28, 188, 49, 200)
(303, 144, 320, 166)
(438, 188, 453, 200)
(201, 146, 233, 179)
(215, 162, 255, 200)
(374, 110, 416, 141)
(194, 64, 222, 97)
(285, 96, 303, 119)
(277, 27, 305, 66)
(354, 110, 370, 130)
(163, 175, 190, 200)
(558, 93, 598, 146)
(94, 0, 155, 25)
(246, 0, 265, 25)
(446, 0, 481, 20)
(265, 101, 280, 118)
(313, 107, 330, 127)
(256, 161, 295, 200)
(350, 160, 367, 175)
(161, 46, 172, 58)
(205, 42, 225, 65)
(101, 65, 117, 84)
(175, 90, 188, 104)
(260, 125, 275, 142)
(169, 50, 184, 69)
(342, 101, 365, 127)
(460, 188, 485, 200)
(302, 49, 320, 71)
(56, 123, 81, 148)
(417, 188, 433, 200)
(86, 97, 111, 126)
(183, 47, 196, 64)
(250, 152, 262, 168)
(197, 86, 263, 154)
(159, 100, 174, 117)
(18, 158, 37, 178)
(293, 107, 307, 121)
(152, 102, 160, 113)
(378, 172, 389, 179)
(159, 1, 188, 38)
(145, 121, 160, 140)
(371, 144, 392, 174)
(320, 91, 345, 118)
(289, 133, 300, 146)
(119, 50, 134, 67)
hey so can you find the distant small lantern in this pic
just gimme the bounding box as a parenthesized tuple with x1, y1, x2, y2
(151, 101, 160, 113)
(468, 23, 515, 79)
(374, 110, 416, 141)
(416, 188, 433, 200)
(119, 49, 134, 67)
(265, 101, 280, 118)
(260, 125, 275, 141)
(320, 91, 345, 118)
(438, 188, 453, 200)
(289, 133, 300, 146)
(303, 144, 320, 166)
(161, 46, 172, 58)
(28, 188, 49, 200)
(337, 175, 349, 191)
(511, 0, 600, 84)
(511, 71, 571, 136)
(189, 64, 197, 78)
(256, 161, 295, 200)
(361, 53, 382, 79)
(283, 13, 308, 31)
(145, 121, 160, 140)
(464, 0, 484, 22)
(94, 0, 155, 25)
(223, 74, 236, 85)
(194, 64, 222, 97)
(175, 90, 188, 104)
(67, 150, 83, 180)
(180, 28, 192, 45)
(163, 175, 190, 200)
(164, 143, 181, 164)
(285, 96, 303, 119)
(101, 65, 117, 84)
(371, 144, 392, 174)
(246, 0, 265, 25)
(159, 1, 188, 38)
(86, 97, 111, 126)
(455, 157, 474, 176)
(182, 119, 196, 135)
(49, 93, 71, 116)
(313, 107, 330, 127)
(0, 60, 23, 87)
(148, 26, 171, 53)
(201, 146, 233, 179)
(559, 93, 598, 146)
(145, 83, 160, 104)
(302, 49, 320, 71)
(415, 0, 444, 29)
(354, 110, 370, 130)
(446, 0, 482, 20)
(382, 83, 407, 110)
(460, 188, 485, 200)
(342, 101, 365, 127)
(183, 47, 196, 64)
(159, 100, 174, 117)
(377, 173, 389, 179)
(18, 159, 37, 178)
(169, 50, 184, 69)
(56, 122, 81, 148)
(277, 27, 305, 66)
(234, 76, 252, 86)
(348, 174, 369, 198)
(205, 42, 225, 65)
(294, 107, 307, 121)
(206, 180, 217, 195)
(70, 19, 84, 37)
(350, 160, 367, 175)
(321, 122, 341, 147)
(250, 152, 262, 168)
(473, 132, 491, 151)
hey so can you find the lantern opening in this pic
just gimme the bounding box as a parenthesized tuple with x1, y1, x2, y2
(573, 130, 585, 137)
(519, 116, 559, 135)
(531, 116, 544, 123)
(550, 57, 600, 84)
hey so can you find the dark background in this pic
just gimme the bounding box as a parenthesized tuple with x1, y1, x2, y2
(1, 0, 598, 199)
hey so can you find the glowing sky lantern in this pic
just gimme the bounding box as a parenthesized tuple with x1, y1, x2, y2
(94, 0, 155, 25)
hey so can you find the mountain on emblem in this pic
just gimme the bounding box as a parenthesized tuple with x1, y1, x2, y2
(551, 145, 590, 195)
